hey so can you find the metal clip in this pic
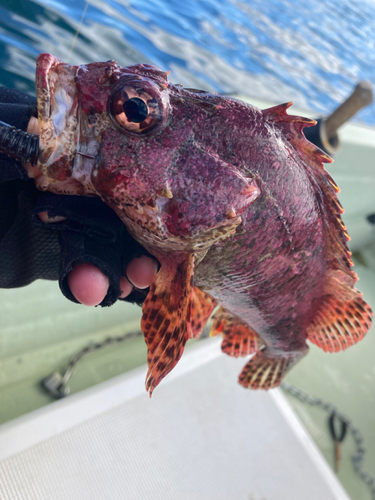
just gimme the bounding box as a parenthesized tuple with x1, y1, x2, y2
(328, 411, 348, 473)
(41, 372, 70, 399)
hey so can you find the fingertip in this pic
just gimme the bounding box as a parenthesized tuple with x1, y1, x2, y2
(38, 211, 67, 223)
(126, 255, 159, 289)
(27, 116, 39, 135)
(68, 263, 109, 306)
(119, 276, 134, 298)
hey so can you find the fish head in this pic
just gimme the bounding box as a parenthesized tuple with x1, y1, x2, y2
(35, 53, 260, 252)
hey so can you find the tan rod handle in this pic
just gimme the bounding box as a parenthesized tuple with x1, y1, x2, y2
(324, 81, 374, 140)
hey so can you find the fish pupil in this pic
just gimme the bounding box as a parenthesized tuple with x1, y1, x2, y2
(123, 97, 148, 123)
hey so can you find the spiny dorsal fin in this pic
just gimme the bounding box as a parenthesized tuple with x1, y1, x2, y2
(210, 307, 264, 357)
(262, 102, 354, 282)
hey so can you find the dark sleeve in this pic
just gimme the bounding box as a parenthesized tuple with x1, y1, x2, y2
(0, 86, 38, 181)
(0, 87, 59, 288)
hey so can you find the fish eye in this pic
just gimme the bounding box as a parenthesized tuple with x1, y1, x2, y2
(109, 80, 166, 134)
(123, 97, 148, 123)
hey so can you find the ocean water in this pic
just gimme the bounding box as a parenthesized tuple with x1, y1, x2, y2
(0, 0, 374, 124)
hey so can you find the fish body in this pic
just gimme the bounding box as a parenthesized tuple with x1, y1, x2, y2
(35, 53, 372, 394)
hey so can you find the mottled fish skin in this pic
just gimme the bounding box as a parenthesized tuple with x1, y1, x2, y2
(34, 54, 372, 395)
(195, 110, 325, 353)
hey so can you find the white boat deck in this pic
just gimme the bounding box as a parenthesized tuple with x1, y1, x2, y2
(0, 340, 350, 500)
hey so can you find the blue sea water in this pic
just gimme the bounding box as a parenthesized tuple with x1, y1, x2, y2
(0, 0, 374, 124)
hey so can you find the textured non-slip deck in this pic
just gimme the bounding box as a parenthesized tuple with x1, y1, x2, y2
(0, 339, 349, 500)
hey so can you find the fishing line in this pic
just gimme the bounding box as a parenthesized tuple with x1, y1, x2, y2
(67, 0, 90, 63)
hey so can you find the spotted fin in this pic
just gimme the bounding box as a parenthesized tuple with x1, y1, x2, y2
(238, 347, 308, 390)
(190, 287, 217, 339)
(307, 272, 373, 352)
(210, 307, 264, 357)
(141, 254, 194, 396)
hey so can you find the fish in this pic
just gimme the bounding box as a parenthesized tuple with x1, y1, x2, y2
(35, 53, 373, 396)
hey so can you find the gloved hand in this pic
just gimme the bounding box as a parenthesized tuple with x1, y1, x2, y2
(0, 87, 158, 307)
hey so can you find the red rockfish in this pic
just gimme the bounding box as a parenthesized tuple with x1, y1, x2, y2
(35, 54, 372, 395)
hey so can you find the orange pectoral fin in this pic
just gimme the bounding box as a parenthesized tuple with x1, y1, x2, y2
(141, 253, 194, 396)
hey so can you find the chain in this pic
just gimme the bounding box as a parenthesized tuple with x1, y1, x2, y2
(41, 330, 143, 398)
(281, 382, 375, 500)
(41, 329, 214, 398)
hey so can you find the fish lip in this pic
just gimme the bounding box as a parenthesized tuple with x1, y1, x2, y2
(35, 53, 80, 179)
(36, 53, 64, 103)
(35, 53, 66, 132)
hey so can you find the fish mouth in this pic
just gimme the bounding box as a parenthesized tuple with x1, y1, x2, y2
(35, 53, 80, 181)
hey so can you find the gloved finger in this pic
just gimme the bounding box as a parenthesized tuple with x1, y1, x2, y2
(31, 193, 125, 305)
(58, 228, 122, 307)
(27, 116, 39, 135)
(23, 116, 42, 179)
(31, 192, 155, 307)
(38, 211, 66, 223)
(31, 193, 124, 235)
(68, 265, 141, 305)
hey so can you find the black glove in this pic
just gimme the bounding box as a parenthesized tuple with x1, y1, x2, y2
(31, 193, 149, 306)
(0, 87, 148, 306)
